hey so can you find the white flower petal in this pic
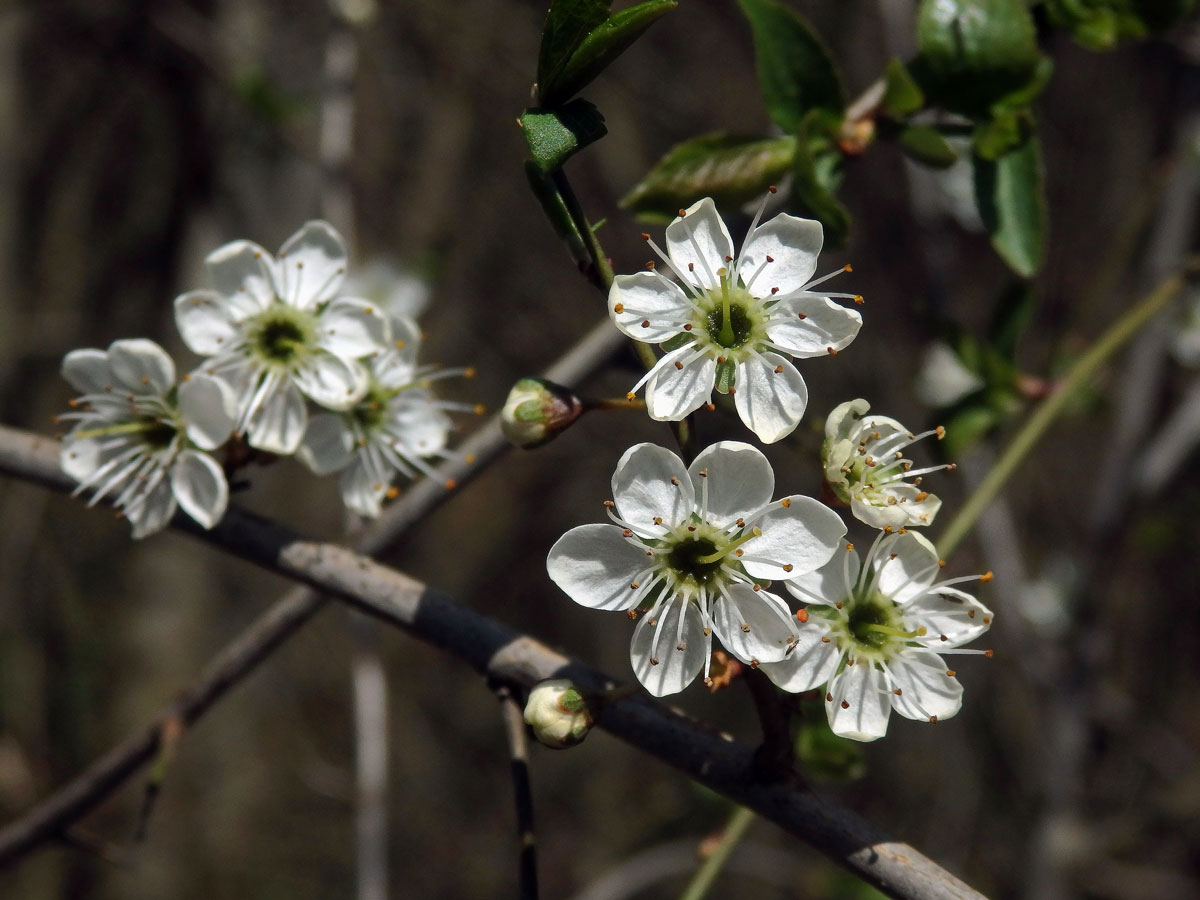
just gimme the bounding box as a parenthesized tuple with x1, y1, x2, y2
(178, 374, 237, 450)
(297, 413, 356, 475)
(826, 662, 891, 742)
(174, 290, 245, 356)
(766, 296, 862, 358)
(378, 315, 423, 376)
(688, 441, 772, 527)
(733, 352, 808, 444)
(245, 380, 308, 454)
(645, 354, 716, 422)
(825, 398, 871, 442)
(611, 443, 694, 537)
(293, 353, 368, 410)
(204, 239, 278, 314)
(609, 272, 693, 342)
(277, 220, 348, 309)
(62, 348, 114, 394)
(339, 459, 388, 518)
(888, 650, 963, 722)
(107, 339, 175, 396)
(914, 342, 984, 408)
(710, 585, 796, 664)
(665, 198, 734, 291)
(850, 484, 942, 530)
(389, 401, 452, 457)
(738, 213, 823, 296)
(631, 598, 707, 696)
(761, 616, 841, 692)
(128, 479, 178, 540)
(61, 435, 121, 483)
(785, 547, 859, 608)
(874, 531, 941, 605)
(316, 298, 391, 358)
(907, 587, 993, 648)
(171, 449, 229, 529)
(740, 495, 845, 581)
(547, 524, 651, 612)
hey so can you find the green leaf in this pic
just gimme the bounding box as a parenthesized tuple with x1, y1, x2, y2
(537, 0, 610, 104)
(1047, 0, 1196, 48)
(524, 161, 588, 263)
(974, 133, 1046, 277)
(737, 0, 845, 132)
(793, 110, 851, 247)
(521, 99, 608, 173)
(989, 282, 1039, 360)
(899, 125, 958, 168)
(971, 108, 1032, 161)
(542, 0, 678, 106)
(914, 0, 1040, 116)
(621, 133, 795, 222)
(881, 58, 924, 118)
(940, 402, 1001, 458)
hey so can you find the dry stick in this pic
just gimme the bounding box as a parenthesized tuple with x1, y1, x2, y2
(0, 315, 623, 865)
(493, 684, 538, 900)
(0, 424, 985, 900)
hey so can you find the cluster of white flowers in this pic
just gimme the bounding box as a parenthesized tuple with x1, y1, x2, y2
(547, 196, 992, 742)
(59, 223, 465, 537)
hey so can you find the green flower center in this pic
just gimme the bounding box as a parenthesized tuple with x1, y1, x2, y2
(666, 537, 725, 587)
(352, 383, 391, 432)
(846, 594, 898, 649)
(247, 304, 316, 367)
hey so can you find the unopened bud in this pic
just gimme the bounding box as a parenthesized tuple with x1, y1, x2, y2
(501, 378, 584, 449)
(523, 679, 593, 749)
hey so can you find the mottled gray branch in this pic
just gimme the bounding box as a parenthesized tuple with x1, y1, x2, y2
(0, 421, 987, 900)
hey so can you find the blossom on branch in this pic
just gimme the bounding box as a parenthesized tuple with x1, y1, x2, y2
(762, 530, 993, 742)
(546, 441, 846, 697)
(58, 339, 236, 538)
(609, 196, 862, 443)
(174, 221, 391, 455)
(823, 399, 951, 529)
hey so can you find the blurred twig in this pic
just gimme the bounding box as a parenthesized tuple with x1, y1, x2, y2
(677, 805, 756, 900)
(493, 683, 538, 900)
(0, 423, 987, 900)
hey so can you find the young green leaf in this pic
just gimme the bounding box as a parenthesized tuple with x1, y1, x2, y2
(521, 99, 608, 173)
(899, 125, 958, 168)
(537, 0, 611, 104)
(542, 0, 677, 106)
(620, 133, 795, 222)
(974, 133, 1046, 277)
(914, 0, 1039, 116)
(737, 0, 845, 133)
(881, 58, 924, 119)
(524, 161, 589, 265)
(793, 109, 851, 247)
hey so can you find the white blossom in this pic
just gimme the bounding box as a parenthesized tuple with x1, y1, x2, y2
(823, 399, 951, 529)
(58, 339, 236, 538)
(523, 679, 593, 749)
(174, 221, 391, 455)
(546, 441, 846, 697)
(913, 341, 984, 408)
(297, 315, 473, 517)
(762, 530, 993, 742)
(609, 196, 862, 443)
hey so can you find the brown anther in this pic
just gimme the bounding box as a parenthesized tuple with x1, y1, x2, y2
(983, 616, 992, 625)
(627, 610, 639, 620)
(782, 564, 793, 572)
(865, 457, 876, 467)
(734, 548, 744, 557)
(687, 525, 696, 532)
(768, 185, 777, 193)
(893, 688, 903, 696)
(835, 601, 844, 609)
(797, 312, 807, 319)
(929, 715, 938, 724)
(940, 634, 948, 641)
(444, 479, 457, 490)
(980, 571, 994, 582)
(820, 636, 830, 643)
(752, 584, 761, 592)
(946, 669, 956, 677)
(938, 559, 947, 567)
(890, 553, 898, 560)
(698, 468, 708, 477)
(630, 581, 640, 589)
(670, 477, 680, 485)
(683, 323, 693, 331)
(853, 295, 864, 305)
(796, 608, 809, 623)
(841, 700, 850, 709)
(967, 610, 976, 618)
(765, 255, 774, 263)
(688, 263, 695, 272)
(827, 347, 837, 355)
(740, 623, 751, 633)
(897, 527, 908, 534)
(736, 518, 746, 527)
(641, 319, 651, 328)
(843, 264, 853, 273)
(385, 486, 400, 500)
(914, 491, 930, 502)
(640, 233, 651, 241)
(780, 497, 792, 508)
(613, 303, 625, 313)
(947, 463, 958, 471)
(604, 500, 615, 508)
(845, 542, 855, 551)
(771, 286, 780, 295)
(678, 209, 686, 217)
(674, 361, 684, 370)
(652, 516, 662, 525)
(724, 255, 733, 263)
(650, 657, 660, 666)
(622, 528, 633, 538)
(716, 355, 726, 364)
(984, 649, 994, 658)
(935, 425, 946, 439)
(728, 387, 736, 395)
(645, 261, 656, 270)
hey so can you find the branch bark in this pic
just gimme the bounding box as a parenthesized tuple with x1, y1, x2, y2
(0, 422, 986, 900)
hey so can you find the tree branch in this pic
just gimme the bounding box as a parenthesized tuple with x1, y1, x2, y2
(0, 422, 986, 900)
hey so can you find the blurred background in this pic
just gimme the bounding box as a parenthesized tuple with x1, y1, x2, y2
(1, 0, 1199, 897)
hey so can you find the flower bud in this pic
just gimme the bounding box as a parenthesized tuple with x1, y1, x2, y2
(523, 679, 593, 749)
(500, 378, 584, 449)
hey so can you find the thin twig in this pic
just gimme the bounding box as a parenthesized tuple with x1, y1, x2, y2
(493, 683, 538, 900)
(0, 424, 986, 900)
(677, 806, 757, 900)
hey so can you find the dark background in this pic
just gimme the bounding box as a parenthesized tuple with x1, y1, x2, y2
(0, 1, 1198, 897)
